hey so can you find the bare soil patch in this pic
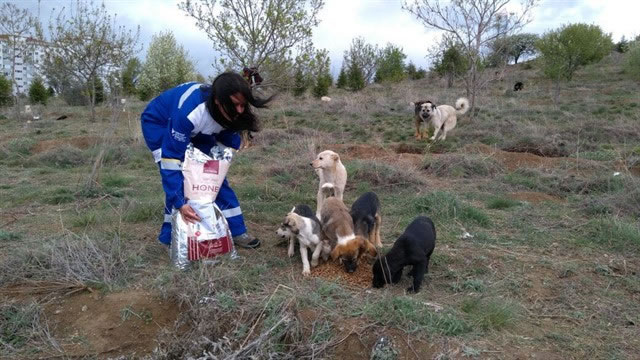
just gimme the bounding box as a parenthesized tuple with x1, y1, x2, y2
(32, 136, 101, 154)
(44, 289, 178, 358)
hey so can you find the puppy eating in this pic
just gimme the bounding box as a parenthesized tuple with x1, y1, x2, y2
(410, 97, 469, 141)
(275, 204, 318, 257)
(350, 192, 382, 248)
(277, 206, 325, 276)
(372, 216, 436, 293)
(311, 150, 347, 219)
(321, 197, 377, 273)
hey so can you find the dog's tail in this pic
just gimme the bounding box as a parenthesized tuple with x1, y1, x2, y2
(455, 97, 470, 115)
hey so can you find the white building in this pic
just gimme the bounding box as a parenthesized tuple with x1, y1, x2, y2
(0, 34, 48, 95)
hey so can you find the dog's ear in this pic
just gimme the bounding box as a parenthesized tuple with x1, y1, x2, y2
(358, 237, 377, 258)
(409, 101, 415, 107)
(331, 153, 339, 162)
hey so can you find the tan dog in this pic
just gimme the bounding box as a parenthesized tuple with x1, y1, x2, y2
(278, 210, 327, 276)
(320, 197, 377, 273)
(311, 150, 347, 219)
(240, 130, 252, 149)
(411, 97, 469, 141)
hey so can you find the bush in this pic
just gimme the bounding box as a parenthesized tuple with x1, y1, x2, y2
(0, 74, 12, 107)
(374, 43, 407, 83)
(28, 77, 48, 105)
(624, 44, 640, 81)
(312, 74, 331, 98)
(292, 68, 307, 97)
(536, 23, 612, 82)
(336, 67, 347, 89)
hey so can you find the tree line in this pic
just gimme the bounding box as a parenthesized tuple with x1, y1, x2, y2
(1, 0, 639, 117)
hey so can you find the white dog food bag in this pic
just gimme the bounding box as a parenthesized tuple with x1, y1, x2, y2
(170, 144, 238, 269)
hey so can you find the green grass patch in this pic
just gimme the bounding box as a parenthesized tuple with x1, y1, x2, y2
(412, 191, 491, 227)
(581, 217, 640, 252)
(359, 295, 470, 335)
(486, 196, 521, 210)
(460, 297, 518, 331)
(124, 201, 161, 223)
(103, 173, 133, 188)
(0, 230, 21, 242)
(43, 187, 75, 205)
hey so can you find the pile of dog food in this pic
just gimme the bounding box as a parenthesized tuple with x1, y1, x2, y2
(312, 261, 373, 288)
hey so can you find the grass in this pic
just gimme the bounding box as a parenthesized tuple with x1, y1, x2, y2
(1, 59, 640, 359)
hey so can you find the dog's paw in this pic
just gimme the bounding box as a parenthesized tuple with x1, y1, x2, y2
(311, 259, 318, 267)
(302, 269, 311, 277)
(406, 286, 419, 294)
(288, 250, 294, 257)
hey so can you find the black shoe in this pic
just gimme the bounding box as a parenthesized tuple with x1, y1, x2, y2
(234, 233, 261, 249)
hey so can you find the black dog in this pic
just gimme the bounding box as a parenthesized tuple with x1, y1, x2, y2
(350, 192, 382, 248)
(514, 81, 524, 92)
(372, 216, 436, 293)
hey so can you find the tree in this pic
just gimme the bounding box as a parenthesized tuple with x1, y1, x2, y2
(0, 3, 41, 97)
(536, 23, 612, 98)
(488, 33, 538, 66)
(28, 76, 48, 105)
(336, 66, 348, 88)
(432, 42, 469, 88)
(0, 75, 12, 107)
(293, 68, 308, 96)
(375, 44, 407, 83)
(615, 36, 630, 53)
(46, 0, 140, 120)
(121, 57, 141, 96)
(406, 61, 426, 80)
(624, 43, 640, 81)
(137, 31, 196, 100)
(347, 61, 365, 91)
(403, 0, 538, 115)
(180, 0, 324, 85)
(343, 37, 379, 84)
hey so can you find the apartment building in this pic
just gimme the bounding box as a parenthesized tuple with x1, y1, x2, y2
(0, 34, 47, 95)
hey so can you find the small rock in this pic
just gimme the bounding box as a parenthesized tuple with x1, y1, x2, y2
(81, 305, 88, 312)
(54, 309, 62, 314)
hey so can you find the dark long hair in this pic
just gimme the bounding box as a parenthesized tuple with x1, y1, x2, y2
(205, 71, 274, 132)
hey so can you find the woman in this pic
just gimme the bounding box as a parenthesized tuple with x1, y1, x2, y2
(140, 72, 272, 249)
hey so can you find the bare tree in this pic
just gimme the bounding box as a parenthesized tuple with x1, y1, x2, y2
(46, 0, 139, 121)
(179, 0, 324, 80)
(343, 37, 379, 84)
(403, 0, 538, 115)
(0, 3, 42, 112)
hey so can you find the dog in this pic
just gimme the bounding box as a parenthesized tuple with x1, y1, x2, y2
(410, 97, 469, 141)
(311, 150, 347, 219)
(514, 81, 524, 92)
(276, 204, 317, 252)
(372, 216, 436, 293)
(321, 197, 377, 273)
(350, 192, 382, 248)
(277, 207, 326, 276)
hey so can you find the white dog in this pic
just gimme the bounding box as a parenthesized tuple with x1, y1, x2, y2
(311, 150, 347, 219)
(278, 209, 327, 276)
(411, 97, 469, 141)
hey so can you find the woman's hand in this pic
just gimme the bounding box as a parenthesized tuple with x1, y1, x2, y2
(179, 204, 201, 224)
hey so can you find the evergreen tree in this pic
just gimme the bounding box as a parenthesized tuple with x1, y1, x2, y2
(336, 66, 348, 88)
(293, 68, 308, 96)
(312, 73, 332, 98)
(347, 62, 365, 91)
(0, 75, 11, 107)
(29, 77, 48, 105)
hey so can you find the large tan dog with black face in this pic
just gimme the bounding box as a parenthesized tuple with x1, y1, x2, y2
(411, 97, 469, 141)
(311, 150, 347, 219)
(321, 197, 377, 273)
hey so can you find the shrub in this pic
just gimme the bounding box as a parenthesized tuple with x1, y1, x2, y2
(0, 74, 12, 107)
(336, 67, 347, 89)
(624, 44, 640, 81)
(28, 77, 48, 105)
(312, 73, 332, 98)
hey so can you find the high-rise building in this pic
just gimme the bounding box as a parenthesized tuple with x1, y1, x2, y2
(0, 34, 48, 95)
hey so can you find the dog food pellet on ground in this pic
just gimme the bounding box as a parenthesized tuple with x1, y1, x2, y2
(311, 261, 372, 288)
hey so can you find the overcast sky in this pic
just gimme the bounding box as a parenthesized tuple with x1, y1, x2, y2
(6, 0, 639, 77)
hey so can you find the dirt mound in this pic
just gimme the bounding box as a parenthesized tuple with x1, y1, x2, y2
(465, 143, 601, 173)
(33, 136, 100, 153)
(312, 261, 372, 288)
(329, 143, 424, 167)
(508, 191, 565, 204)
(45, 290, 178, 358)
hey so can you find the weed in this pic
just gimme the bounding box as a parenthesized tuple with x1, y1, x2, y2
(0, 302, 57, 355)
(0, 230, 21, 242)
(460, 297, 518, 331)
(486, 196, 521, 210)
(581, 217, 640, 252)
(43, 187, 75, 205)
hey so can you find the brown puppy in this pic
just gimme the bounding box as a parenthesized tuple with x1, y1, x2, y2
(321, 197, 377, 273)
